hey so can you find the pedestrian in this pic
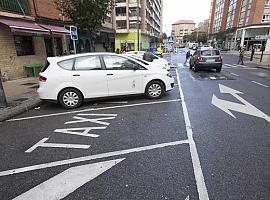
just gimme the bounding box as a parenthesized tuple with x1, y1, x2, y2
(185, 50, 190, 65)
(143, 49, 154, 62)
(116, 48, 120, 54)
(237, 47, 245, 65)
(250, 45, 255, 61)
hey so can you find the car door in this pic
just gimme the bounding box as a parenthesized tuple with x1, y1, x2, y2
(102, 55, 145, 96)
(72, 55, 108, 98)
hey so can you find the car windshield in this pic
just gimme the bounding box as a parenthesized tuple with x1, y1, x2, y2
(126, 56, 149, 65)
(201, 50, 220, 56)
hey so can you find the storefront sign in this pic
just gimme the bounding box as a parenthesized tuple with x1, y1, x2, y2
(255, 35, 270, 40)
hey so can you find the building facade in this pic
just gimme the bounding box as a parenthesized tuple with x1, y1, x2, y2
(209, 0, 270, 52)
(114, 0, 163, 52)
(171, 20, 195, 44)
(0, 0, 115, 80)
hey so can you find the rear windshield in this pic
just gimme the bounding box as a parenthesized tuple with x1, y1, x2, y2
(201, 50, 220, 56)
(41, 60, 50, 72)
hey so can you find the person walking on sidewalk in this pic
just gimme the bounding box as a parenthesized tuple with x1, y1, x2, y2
(237, 47, 245, 65)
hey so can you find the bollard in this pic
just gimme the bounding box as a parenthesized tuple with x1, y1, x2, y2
(0, 71, 7, 108)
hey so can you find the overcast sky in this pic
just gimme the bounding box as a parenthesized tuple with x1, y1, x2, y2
(162, 0, 212, 35)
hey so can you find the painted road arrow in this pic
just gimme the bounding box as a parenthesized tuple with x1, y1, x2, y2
(13, 158, 125, 200)
(212, 84, 270, 122)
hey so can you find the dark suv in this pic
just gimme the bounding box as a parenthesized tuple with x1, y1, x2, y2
(189, 49, 223, 72)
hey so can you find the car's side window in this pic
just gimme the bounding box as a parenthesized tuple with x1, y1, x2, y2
(58, 59, 74, 70)
(103, 55, 136, 70)
(74, 56, 102, 71)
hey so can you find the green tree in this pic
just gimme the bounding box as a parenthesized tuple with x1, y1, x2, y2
(54, 0, 114, 51)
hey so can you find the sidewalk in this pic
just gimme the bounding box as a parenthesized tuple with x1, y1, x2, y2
(222, 51, 270, 70)
(0, 77, 42, 122)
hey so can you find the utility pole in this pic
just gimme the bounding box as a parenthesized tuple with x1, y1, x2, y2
(0, 71, 7, 108)
(137, 0, 140, 51)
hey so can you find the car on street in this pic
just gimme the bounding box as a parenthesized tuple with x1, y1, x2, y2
(125, 55, 170, 71)
(125, 51, 171, 70)
(38, 53, 174, 109)
(189, 49, 223, 72)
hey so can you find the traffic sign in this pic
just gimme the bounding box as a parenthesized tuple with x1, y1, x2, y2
(70, 26, 78, 40)
(168, 36, 174, 43)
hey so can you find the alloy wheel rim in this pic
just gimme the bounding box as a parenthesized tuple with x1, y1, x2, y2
(63, 92, 79, 107)
(148, 84, 162, 97)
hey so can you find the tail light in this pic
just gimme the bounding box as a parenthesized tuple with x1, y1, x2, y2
(39, 75, 47, 82)
(198, 56, 204, 61)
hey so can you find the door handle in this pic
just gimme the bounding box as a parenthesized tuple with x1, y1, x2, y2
(72, 74, 80, 76)
(107, 73, 114, 76)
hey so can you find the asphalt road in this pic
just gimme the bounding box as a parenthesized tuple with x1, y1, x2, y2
(0, 51, 269, 200)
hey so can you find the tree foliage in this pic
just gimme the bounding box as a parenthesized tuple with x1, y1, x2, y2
(54, 0, 114, 50)
(183, 32, 208, 44)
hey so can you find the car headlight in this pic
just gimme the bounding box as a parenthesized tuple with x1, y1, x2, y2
(167, 73, 172, 78)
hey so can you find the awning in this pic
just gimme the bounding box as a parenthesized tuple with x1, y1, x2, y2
(0, 18, 50, 35)
(39, 24, 70, 35)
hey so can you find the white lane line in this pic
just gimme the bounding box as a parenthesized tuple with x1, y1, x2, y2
(0, 140, 189, 177)
(13, 158, 125, 200)
(103, 101, 128, 104)
(251, 81, 269, 88)
(7, 99, 181, 122)
(176, 68, 209, 200)
(230, 73, 239, 77)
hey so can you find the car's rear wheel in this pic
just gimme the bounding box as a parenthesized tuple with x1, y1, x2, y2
(216, 68, 221, 72)
(145, 81, 164, 99)
(58, 88, 83, 109)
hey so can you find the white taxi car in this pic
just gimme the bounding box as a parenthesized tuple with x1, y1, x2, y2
(38, 53, 175, 109)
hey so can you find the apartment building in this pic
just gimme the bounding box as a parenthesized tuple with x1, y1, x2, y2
(209, 0, 270, 52)
(114, 0, 163, 51)
(171, 20, 195, 44)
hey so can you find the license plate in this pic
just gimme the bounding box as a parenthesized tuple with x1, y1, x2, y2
(206, 59, 215, 62)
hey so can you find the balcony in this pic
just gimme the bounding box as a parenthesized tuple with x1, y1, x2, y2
(0, 0, 28, 13)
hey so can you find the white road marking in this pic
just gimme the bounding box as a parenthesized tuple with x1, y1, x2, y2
(212, 84, 270, 122)
(185, 195, 189, 200)
(230, 73, 239, 77)
(209, 77, 216, 80)
(0, 140, 189, 177)
(13, 158, 125, 200)
(65, 116, 116, 126)
(103, 101, 128, 104)
(251, 81, 269, 88)
(176, 68, 209, 200)
(54, 127, 107, 138)
(7, 99, 181, 122)
(25, 138, 90, 153)
(224, 64, 237, 68)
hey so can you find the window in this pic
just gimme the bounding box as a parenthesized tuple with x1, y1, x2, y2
(103, 55, 137, 70)
(58, 59, 74, 70)
(262, 15, 270, 23)
(201, 50, 220, 56)
(74, 56, 102, 70)
(14, 36, 34, 56)
(265, 0, 270, 7)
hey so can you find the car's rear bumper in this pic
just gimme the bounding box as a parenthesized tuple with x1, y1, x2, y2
(197, 62, 222, 69)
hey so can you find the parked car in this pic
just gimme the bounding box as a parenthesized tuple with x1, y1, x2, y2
(38, 53, 175, 109)
(125, 55, 169, 71)
(125, 51, 170, 70)
(189, 49, 223, 72)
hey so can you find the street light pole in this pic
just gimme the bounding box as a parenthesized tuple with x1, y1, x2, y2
(137, 0, 140, 51)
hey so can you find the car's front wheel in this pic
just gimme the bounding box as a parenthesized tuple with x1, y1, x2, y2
(145, 81, 165, 99)
(216, 68, 221, 72)
(58, 88, 83, 109)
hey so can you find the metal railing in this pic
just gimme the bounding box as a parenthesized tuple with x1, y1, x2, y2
(0, 0, 28, 14)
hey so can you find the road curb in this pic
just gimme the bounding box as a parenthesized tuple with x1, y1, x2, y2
(0, 98, 42, 122)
